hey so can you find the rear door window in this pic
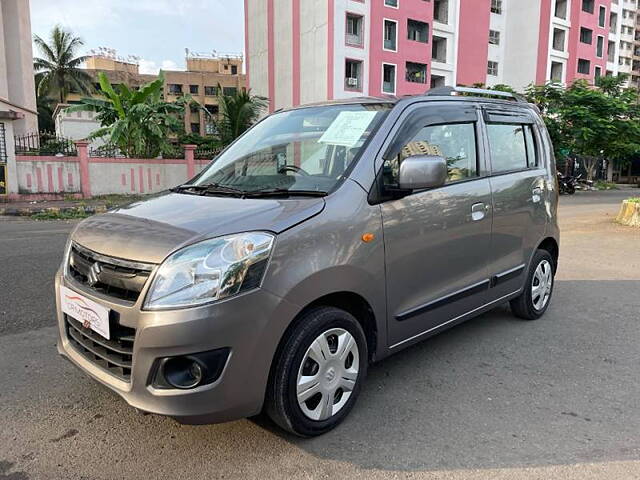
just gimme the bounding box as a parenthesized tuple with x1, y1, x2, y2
(487, 124, 528, 173)
(487, 123, 539, 173)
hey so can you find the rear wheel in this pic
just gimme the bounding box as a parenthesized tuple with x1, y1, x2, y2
(266, 306, 368, 437)
(510, 249, 555, 320)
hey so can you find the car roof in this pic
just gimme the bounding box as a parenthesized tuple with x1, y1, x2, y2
(279, 92, 538, 113)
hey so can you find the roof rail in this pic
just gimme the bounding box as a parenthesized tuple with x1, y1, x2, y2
(426, 86, 527, 103)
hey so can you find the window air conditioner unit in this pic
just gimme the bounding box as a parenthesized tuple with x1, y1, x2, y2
(347, 77, 358, 87)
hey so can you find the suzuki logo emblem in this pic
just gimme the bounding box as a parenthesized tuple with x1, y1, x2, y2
(87, 262, 102, 286)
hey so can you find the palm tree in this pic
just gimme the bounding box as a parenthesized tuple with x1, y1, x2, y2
(33, 25, 94, 104)
(216, 88, 268, 147)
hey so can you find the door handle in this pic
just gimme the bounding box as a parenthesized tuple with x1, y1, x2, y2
(471, 202, 487, 221)
(532, 187, 543, 203)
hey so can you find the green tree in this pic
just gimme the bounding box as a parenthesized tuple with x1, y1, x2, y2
(525, 76, 640, 180)
(33, 25, 94, 104)
(215, 88, 268, 147)
(66, 72, 187, 158)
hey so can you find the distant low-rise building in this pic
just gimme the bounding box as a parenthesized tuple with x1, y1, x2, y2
(0, 0, 38, 196)
(53, 104, 105, 150)
(61, 51, 246, 138)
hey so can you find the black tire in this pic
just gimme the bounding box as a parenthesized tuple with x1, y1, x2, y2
(510, 249, 555, 321)
(265, 306, 368, 437)
(566, 184, 576, 195)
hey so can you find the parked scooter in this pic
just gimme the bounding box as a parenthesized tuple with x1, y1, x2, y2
(557, 172, 578, 195)
(575, 174, 595, 191)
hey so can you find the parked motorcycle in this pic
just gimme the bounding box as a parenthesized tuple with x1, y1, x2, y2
(557, 172, 578, 195)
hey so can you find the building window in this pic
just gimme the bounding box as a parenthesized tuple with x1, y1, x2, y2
(430, 74, 445, 88)
(598, 6, 606, 27)
(577, 58, 591, 74)
(223, 87, 237, 96)
(168, 84, 183, 95)
(406, 62, 427, 83)
(580, 27, 593, 44)
(408, 19, 429, 43)
(550, 61, 564, 82)
(205, 86, 217, 96)
(204, 105, 219, 116)
(346, 13, 364, 46)
(595, 66, 602, 78)
(384, 0, 398, 7)
(582, 0, 594, 14)
(345, 59, 363, 90)
(487, 61, 499, 76)
(189, 85, 199, 94)
(553, 28, 566, 51)
(491, 0, 502, 14)
(555, 0, 567, 19)
(489, 30, 500, 45)
(432, 36, 447, 63)
(608, 40, 616, 62)
(384, 19, 397, 50)
(434, 0, 449, 23)
(382, 63, 396, 94)
(596, 35, 604, 58)
(190, 123, 200, 133)
(610, 12, 618, 32)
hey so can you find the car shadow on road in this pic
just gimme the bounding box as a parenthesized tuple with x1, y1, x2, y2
(253, 279, 640, 471)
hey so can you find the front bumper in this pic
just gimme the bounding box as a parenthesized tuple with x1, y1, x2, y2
(55, 270, 299, 424)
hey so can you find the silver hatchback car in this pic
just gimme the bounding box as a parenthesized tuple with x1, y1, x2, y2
(56, 87, 559, 436)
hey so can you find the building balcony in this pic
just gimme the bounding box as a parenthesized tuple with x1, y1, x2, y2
(345, 33, 363, 48)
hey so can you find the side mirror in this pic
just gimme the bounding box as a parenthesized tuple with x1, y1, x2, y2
(398, 155, 447, 190)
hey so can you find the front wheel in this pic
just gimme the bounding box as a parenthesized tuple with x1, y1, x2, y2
(265, 307, 368, 437)
(510, 250, 555, 320)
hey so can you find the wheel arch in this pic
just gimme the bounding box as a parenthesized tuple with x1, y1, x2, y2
(537, 237, 559, 272)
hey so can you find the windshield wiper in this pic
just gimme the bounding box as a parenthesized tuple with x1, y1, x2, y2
(171, 183, 245, 197)
(243, 188, 328, 198)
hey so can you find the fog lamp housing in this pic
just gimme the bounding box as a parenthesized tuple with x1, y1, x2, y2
(151, 348, 230, 390)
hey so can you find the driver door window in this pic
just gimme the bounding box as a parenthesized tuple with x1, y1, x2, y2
(383, 123, 479, 188)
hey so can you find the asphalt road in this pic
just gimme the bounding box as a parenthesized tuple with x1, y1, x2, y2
(1, 190, 639, 480)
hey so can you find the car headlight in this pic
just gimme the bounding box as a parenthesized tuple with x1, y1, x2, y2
(144, 232, 275, 310)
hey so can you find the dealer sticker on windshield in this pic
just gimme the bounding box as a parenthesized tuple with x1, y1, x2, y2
(60, 286, 110, 340)
(319, 111, 378, 148)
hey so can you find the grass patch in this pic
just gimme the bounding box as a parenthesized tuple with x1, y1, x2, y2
(31, 209, 92, 220)
(92, 194, 146, 208)
(594, 180, 619, 191)
(626, 197, 640, 204)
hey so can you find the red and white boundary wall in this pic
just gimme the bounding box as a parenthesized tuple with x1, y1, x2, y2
(11, 143, 209, 200)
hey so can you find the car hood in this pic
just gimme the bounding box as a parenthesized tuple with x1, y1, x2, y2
(72, 192, 325, 264)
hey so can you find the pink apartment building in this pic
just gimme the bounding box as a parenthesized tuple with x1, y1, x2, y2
(245, 0, 638, 111)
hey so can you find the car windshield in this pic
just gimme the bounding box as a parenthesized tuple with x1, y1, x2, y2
(191, 103, 392, 195)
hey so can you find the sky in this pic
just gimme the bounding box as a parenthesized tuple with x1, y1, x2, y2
(29, 0, 245, 74)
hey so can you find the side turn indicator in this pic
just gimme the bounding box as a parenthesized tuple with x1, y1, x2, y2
(361, 233, 375, 243)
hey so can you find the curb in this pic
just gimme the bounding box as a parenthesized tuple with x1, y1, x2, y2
(0, 204, 109, 217)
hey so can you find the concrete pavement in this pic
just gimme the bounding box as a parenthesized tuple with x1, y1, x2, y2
(0, 190, 639, 479)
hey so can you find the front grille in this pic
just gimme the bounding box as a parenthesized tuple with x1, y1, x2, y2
(65, 315, 135, 381)
(67, 243, 155, 303)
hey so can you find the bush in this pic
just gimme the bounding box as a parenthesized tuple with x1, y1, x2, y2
(594, 180, 619, 191)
